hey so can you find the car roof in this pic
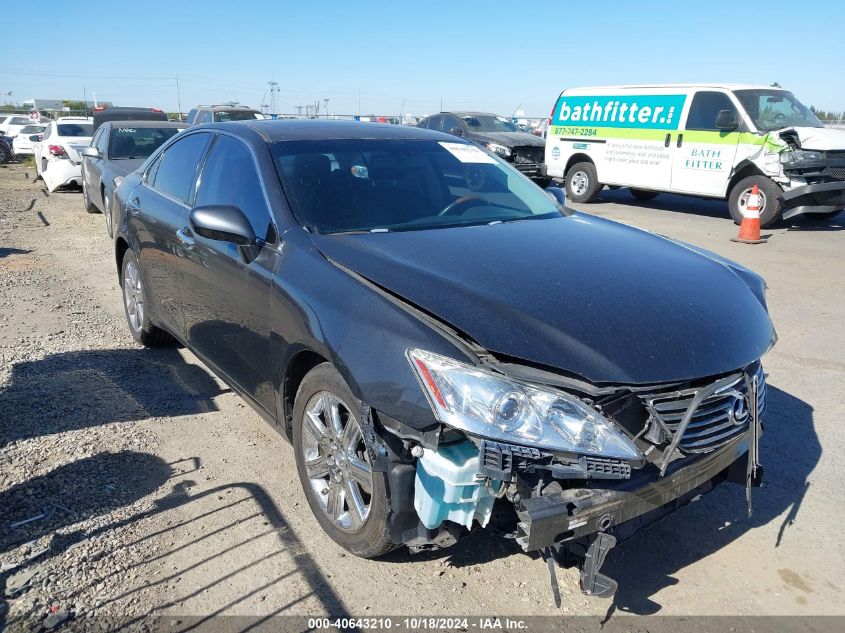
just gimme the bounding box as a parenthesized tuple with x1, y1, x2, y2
(56, 117, 93, 122)
(202, 105, 259, 111)
(222, 119, 458, 142)
(448, 111, 501, 118)
(105, 120, 185, 129)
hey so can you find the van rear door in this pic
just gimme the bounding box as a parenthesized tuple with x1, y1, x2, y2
(670, 91, 742, 196)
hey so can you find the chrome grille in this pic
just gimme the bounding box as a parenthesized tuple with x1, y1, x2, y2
(512, 146, 543, 165)
(640, 365, 766, 454)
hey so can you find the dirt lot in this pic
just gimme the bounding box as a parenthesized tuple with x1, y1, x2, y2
(1, 162, 843, 629)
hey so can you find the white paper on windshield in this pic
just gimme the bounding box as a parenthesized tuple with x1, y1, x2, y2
(438, 142, 497, 164)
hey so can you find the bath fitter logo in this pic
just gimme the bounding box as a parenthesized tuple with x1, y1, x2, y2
(554, 94, 687, 130)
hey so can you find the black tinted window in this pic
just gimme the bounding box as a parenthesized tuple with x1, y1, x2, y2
(686, 92, 737, 131)
(426, 116, 442, 131)
(195, 135, 272, 240)
(214, 110, 260, 122)
(57, 124, 93, 137)
(109, 126, 182, 159)
(153, 133, 210, 203)
(442, 116, 462, 134)
(196, 110, 212, 124)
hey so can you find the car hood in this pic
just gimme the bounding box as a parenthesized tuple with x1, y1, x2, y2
(465, 131, 545, 148)
(779, 126, 845, 150)
(109, 158, 146, 176)
(311, 215, 775, 385)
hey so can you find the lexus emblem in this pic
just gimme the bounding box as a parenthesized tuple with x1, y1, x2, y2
(729, 396, 750, 426)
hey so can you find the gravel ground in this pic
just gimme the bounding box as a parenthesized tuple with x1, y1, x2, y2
(1, 162, 843, 631)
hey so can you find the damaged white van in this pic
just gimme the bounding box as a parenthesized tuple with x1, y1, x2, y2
(544, 84, 845, 226)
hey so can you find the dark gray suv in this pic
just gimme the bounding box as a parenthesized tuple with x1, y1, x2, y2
(186, 105, 263, 125)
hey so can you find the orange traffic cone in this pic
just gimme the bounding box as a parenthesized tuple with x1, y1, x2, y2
(731, 185, 767, 244)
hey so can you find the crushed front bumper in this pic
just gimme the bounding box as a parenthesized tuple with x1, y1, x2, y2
(780, 181, 845, 219)
(514, 434, 752, 551)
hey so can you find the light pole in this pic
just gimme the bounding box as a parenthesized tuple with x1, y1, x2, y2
(175, 77, 183, 122)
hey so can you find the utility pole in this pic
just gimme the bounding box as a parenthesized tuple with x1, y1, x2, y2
(268, 81, 279, 116)
(175, 76, 183, 122)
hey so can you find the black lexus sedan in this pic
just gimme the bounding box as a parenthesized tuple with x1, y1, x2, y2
(111, 120, 774, 598)
(417, 111, 548, 185)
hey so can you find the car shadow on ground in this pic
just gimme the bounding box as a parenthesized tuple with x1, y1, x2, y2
(0, 452, 347, 629)
(579, 188, 844, 231)
(0, 348, 226, 447)
(386, 384, 818, 616)
(0, 247, 32, 259)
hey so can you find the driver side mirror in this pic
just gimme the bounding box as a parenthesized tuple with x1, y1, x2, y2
(190, 205, 255, 246)
(715, 109, 739, 131)
(545, 186, 566, 206)
(81, 147, 100, 159)
(449, 127, 463, 137)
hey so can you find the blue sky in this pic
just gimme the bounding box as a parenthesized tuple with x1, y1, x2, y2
(1, 0, 842, 116)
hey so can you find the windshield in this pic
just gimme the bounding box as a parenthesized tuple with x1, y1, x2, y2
(734, 90, 823, 131)
(215, 110, 262, 122)
(109, 126, 182, 159)
(461, 115, 519, 133)
(57, 123, 93, 137)
(272, 139, 561, 234)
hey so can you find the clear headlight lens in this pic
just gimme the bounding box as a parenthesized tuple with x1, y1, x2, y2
(407, 349, 641, 460)
(779, 149, 823, 164)
(484, 142, 511, 158)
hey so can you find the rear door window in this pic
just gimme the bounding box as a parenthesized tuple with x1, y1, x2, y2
(152, 132, 212, 203)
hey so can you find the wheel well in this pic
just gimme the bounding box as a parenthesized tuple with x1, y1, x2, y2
(564, 153, 593, 175)
(282, 350, 330, 439)
(727, 161, 765, 197)
(115, 237, 129, 278)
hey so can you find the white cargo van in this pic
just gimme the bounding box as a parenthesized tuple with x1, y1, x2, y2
(544, 84, 845, 226)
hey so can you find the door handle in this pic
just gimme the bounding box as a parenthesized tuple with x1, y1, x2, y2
(677, 133, 684, 148)
(127, 197, 141, 215)
(176, 227, 195, 249)
(664, 133, 671, 148)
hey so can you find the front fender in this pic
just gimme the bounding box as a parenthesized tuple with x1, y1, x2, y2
(269, 229, 466, 432)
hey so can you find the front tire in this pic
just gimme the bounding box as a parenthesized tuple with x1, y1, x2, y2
(292, 363, 394, 558)
(564, 161, 601, 203)
(728, 175, 783, 228)
(120, 250, 174, 347)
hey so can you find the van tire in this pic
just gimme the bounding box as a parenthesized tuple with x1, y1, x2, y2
(728, 176, 783, 228)
(565, 162, 600, 203)
(630, 188, 659, 201)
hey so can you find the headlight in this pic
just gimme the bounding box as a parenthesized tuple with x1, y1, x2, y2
(407, 349, 641, 460)
(484, 142, 511, 158)
(779, 149, 823, 164)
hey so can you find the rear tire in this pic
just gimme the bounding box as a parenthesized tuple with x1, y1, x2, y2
(564, 161, 600, 203)
(120, 250, 174, 347)
(292, 363, 395, 559)
(630, 188, 659, 201)
(82, 178, 98, 213)
(728, 175, 783, 228)
(533, 177, 552, 189)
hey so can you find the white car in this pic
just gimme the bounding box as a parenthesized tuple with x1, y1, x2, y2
(12, 124, 47, 155)
(0, 114, 45, 137)
(34, 117, 93, 192)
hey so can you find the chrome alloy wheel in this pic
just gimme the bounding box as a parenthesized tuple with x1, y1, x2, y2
(300, 391, 373, 532)
(570, 170, 589, 196)
(123, 259, 145, 334)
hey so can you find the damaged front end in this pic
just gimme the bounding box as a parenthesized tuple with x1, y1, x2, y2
(378, 351, 766, 603)
(776, 128, 845, 218)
